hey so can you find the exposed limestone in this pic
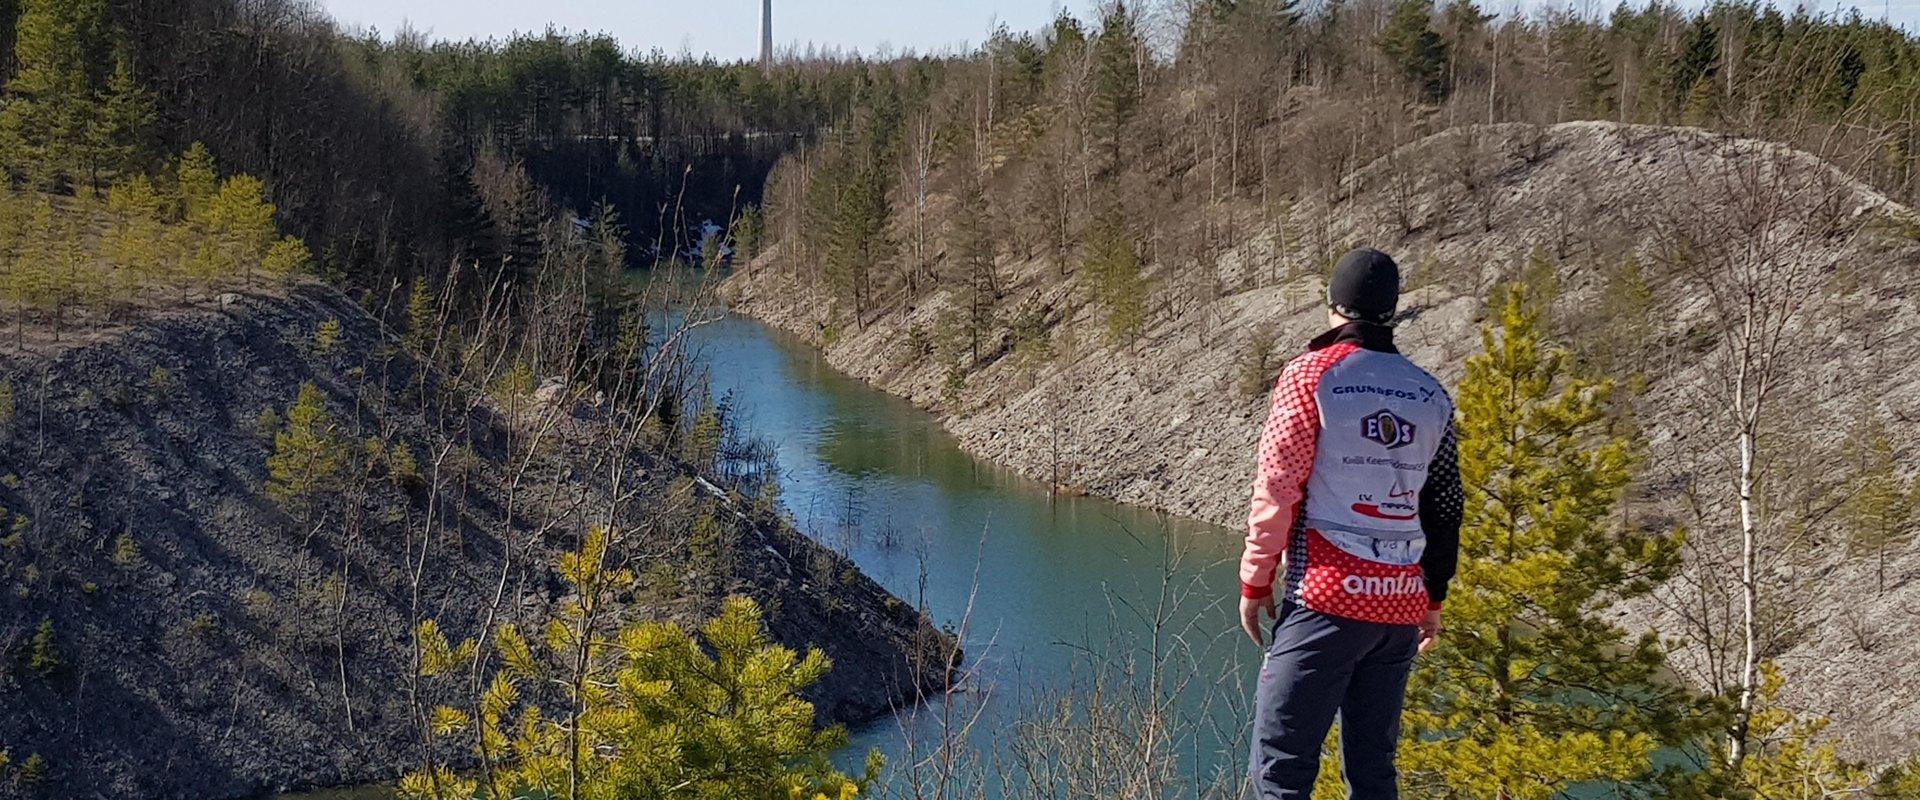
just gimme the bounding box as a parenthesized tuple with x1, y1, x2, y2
(725, 122, 1920, 761)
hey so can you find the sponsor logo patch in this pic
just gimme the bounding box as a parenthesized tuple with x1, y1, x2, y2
(1352, 488, 1419, 520)
(1341, 573, 1427, 596)
(1361, 409, 1418, 450)
(1332, 384, 1439, 403)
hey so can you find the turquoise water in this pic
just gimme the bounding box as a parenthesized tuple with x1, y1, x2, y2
(279, 309, 1257, 797)
(276, 285, 1693, 798)
(682, 313, 1255, 785)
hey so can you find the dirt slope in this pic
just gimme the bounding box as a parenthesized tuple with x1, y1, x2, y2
(0, 284, 950, 799)
(724, 121, 1920, 761)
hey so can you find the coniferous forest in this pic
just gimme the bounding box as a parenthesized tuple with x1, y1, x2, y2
(3, 0, 1920, 798)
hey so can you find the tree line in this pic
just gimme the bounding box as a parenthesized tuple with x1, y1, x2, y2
(0, 0, 893, 313)
(760, 0, 1920, 355)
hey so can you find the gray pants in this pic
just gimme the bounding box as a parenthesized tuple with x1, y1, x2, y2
(1249, 603, 1419, 799)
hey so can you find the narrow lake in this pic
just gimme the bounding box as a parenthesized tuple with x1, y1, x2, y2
(685, 313, 1257, 787)
(279, 310, 1257, 798)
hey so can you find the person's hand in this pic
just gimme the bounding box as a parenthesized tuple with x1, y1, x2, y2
(1240, 593, 1276, 647)
(1417, 608, 1443, 654)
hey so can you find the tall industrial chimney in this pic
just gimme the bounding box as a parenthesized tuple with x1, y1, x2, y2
(759, 0, 773, 70)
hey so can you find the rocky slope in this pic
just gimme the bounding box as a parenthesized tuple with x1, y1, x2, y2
(724, 121, 1920, 761)
(0, 284, 951, 799)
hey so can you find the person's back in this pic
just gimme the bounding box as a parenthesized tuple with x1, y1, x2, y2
(1239, 249, 1461, 800)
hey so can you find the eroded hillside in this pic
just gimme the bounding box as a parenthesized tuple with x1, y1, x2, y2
(0, 285, 952, 799)
(725, 121, 1920, 761)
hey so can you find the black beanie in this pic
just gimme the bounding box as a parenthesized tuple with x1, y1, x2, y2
(1327, 248, 1400, 324)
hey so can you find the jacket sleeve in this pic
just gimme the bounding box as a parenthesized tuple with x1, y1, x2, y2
(1241, 358, 1321, 599)
(1418, 421, 1463, 608)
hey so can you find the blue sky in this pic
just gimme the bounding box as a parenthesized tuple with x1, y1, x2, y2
(315, 0, 1920, 59)
(314, 0, 1108, 60)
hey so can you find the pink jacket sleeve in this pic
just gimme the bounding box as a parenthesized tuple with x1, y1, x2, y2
(1240, 354, 1328, 599)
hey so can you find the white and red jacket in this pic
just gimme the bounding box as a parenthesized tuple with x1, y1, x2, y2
(1240, 322, 1462, 626)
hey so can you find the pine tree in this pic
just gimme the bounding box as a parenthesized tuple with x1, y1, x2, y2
(105, 175, 167, 296)
(946, 178, 998, 363)
(1874, 754, 1920, 798)
(172, 142, 218, 220)
(1671, 15, 1719, 118)
(584, 203, 630, 349)
(1091, 1, 1143, 175)
(1401, 285, 1700, 799)
(683, 399, 724, 472)
(399, 531, 875, 800)
(1588, 253, 1654, 379)
(28, 618, 59, 675)
(1683, 75, 1720, 126)
(1442, 0, 1492, 45)
(265, 382, 346, 518)
(732, 203, 763, 263)
(32, 193, 93, 335)
(385, 441, 421, 490)
(687, 504, 736, 582)
(312, 319, 342, 357)
(260, 236, 311, 280)
(1579, 29, 1619, 119)
(1841, 416, 1914, 594)
(1043, 10, 1089, 85)
(1238, 327, 1278, 398)
(86, 51, 155, 183)
(0, 0, 104, 188)
(0, 188, 24, 257)
(191, 174, 277, 285)
(5, 199, 61, 342)
(1007, 298, 1055, 378)
(1379, 0, 1451, 102)
(823, 164, 888, 323)
(468, 150, 544, 289)
(1180, 0, 1239, 55)
(1697, 663, 1872, 798)
(404, 278, 436, 354)
(1080, 209, 1146, 345)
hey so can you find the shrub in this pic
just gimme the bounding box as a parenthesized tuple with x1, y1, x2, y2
(1239, 328, 1279, 398)
(897, 323, 934, 369)
(145, 366, 173, 400)
(17, 753, 47, 787)
(254, 407, 280, 440)
(111, 533, 138, 567)
(312, 319, 342, 356)
(28, 619, 59, 676)
(185, 613, 218, 638)
(260, 236, 311, 278)
(941, 361, 966, 403)
(265, 382, 346, 514)
(386, 441, 422, 490)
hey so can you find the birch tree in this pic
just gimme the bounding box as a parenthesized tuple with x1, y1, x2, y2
(1648, 138, 1866, 768)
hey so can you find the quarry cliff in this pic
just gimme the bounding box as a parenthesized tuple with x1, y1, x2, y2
(724, 121, 1920, 762)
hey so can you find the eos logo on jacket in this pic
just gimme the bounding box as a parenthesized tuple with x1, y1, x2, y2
(1361, 409, 1417, 449)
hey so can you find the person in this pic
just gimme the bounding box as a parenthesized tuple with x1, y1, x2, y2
(1239, 248, 1462, 799)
